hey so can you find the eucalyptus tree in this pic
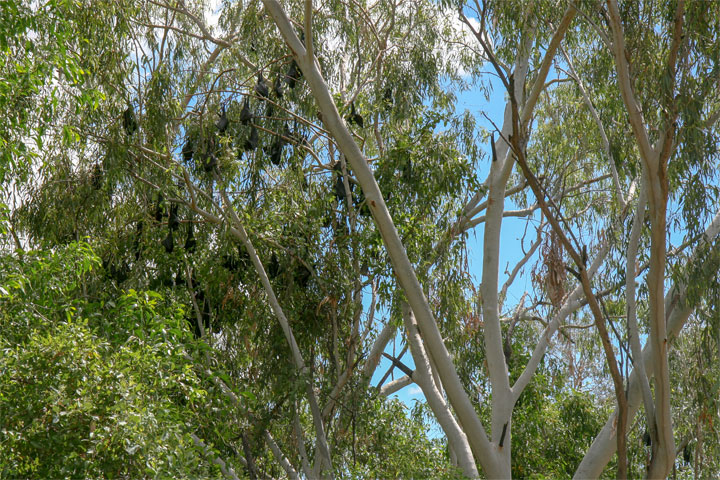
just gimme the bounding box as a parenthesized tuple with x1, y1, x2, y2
(4, 0, 720, 478)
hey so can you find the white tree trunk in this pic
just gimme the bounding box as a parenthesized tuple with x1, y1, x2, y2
(575, 209, 720, 478)
(402, 303, 479, 478)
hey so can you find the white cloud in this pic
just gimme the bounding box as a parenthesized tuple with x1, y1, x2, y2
(438, 10, 490, 77)
(206, 0, 222, 29)
(407, 385, 423, 396)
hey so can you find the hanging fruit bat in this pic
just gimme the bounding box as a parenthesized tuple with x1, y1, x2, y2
(202, 152, 218, 172)
(268, 253, 280, 279)
(216, 106, 229, 133)
(182, 137, 194, 163)
(123, 106, 138, 135)
(91, 164, 102, 190)
(294, 263, 311, 288)
(401, 159, 413, 182)
(334, 175, 346, 201)
(285, 60, 301, 89)
(255, 72, 269, 100)
(184, 222, 196, 253)
(168, 204, 179, 231)
(491, 133, 497, 162)
(244, 125, 259, 151)
(154, 194, 165, 223)
(239, 97, 252, 125)
(162, 230, 174, 253)
(273, 75, 284, 99)
(346, 102, 364, 128)
(269, 139, 283, 166)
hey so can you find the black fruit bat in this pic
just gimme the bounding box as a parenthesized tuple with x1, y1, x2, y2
(91, 164, 102, 190)
(182, 137, 194, 163)
(154, 194, 165, 223)
(273, 75, 284, 99)
(123, 106, 138, 135)
(244, 125, 259, 151)
(401, 159, 413, 182)
(162, 230, 174, 253)
(239, 98, 252, 125)
(255, 73, 269, 100)
(216, 106, 229, 133)
(268, 253, 280, 279)
(184, 222, 196, 253)
(346, 102, 363, 128)
(168, 204, 179, 231)
(269, 138, 284, 166)
(285, 60, 301, 89)
(334, 175, 347, 201)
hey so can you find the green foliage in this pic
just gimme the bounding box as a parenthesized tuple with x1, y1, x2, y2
(340, 397, 464, 479)
(2, 0, 720, 477)
(0, 243, 214, 478)
(511, 388, 607, 478)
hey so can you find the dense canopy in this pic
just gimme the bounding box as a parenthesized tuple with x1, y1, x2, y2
(1, 0, 719, 478)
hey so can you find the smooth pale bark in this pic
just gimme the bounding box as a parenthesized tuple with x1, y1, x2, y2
(265, 432, 300, 480)
(481, 100, 522, 474)
(625, 180, 657, 448)
(177, 193, 333, 476)
(362, 321, 396, 383)
(191, 433, 242, 480)
(379, 375, 412, 397)
(217, 188, 334, 478)
(574, 209, 720, 478)
(606, 0, 682, 473)
(478, 8, 576, 474)
(401, 303, 479, 478)
(463, 180, 528, 226)
(293, 410, 313, 479)
(260, 1, 502, 474)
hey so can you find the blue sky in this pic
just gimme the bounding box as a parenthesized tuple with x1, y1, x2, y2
(370, 74, 539, 408)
